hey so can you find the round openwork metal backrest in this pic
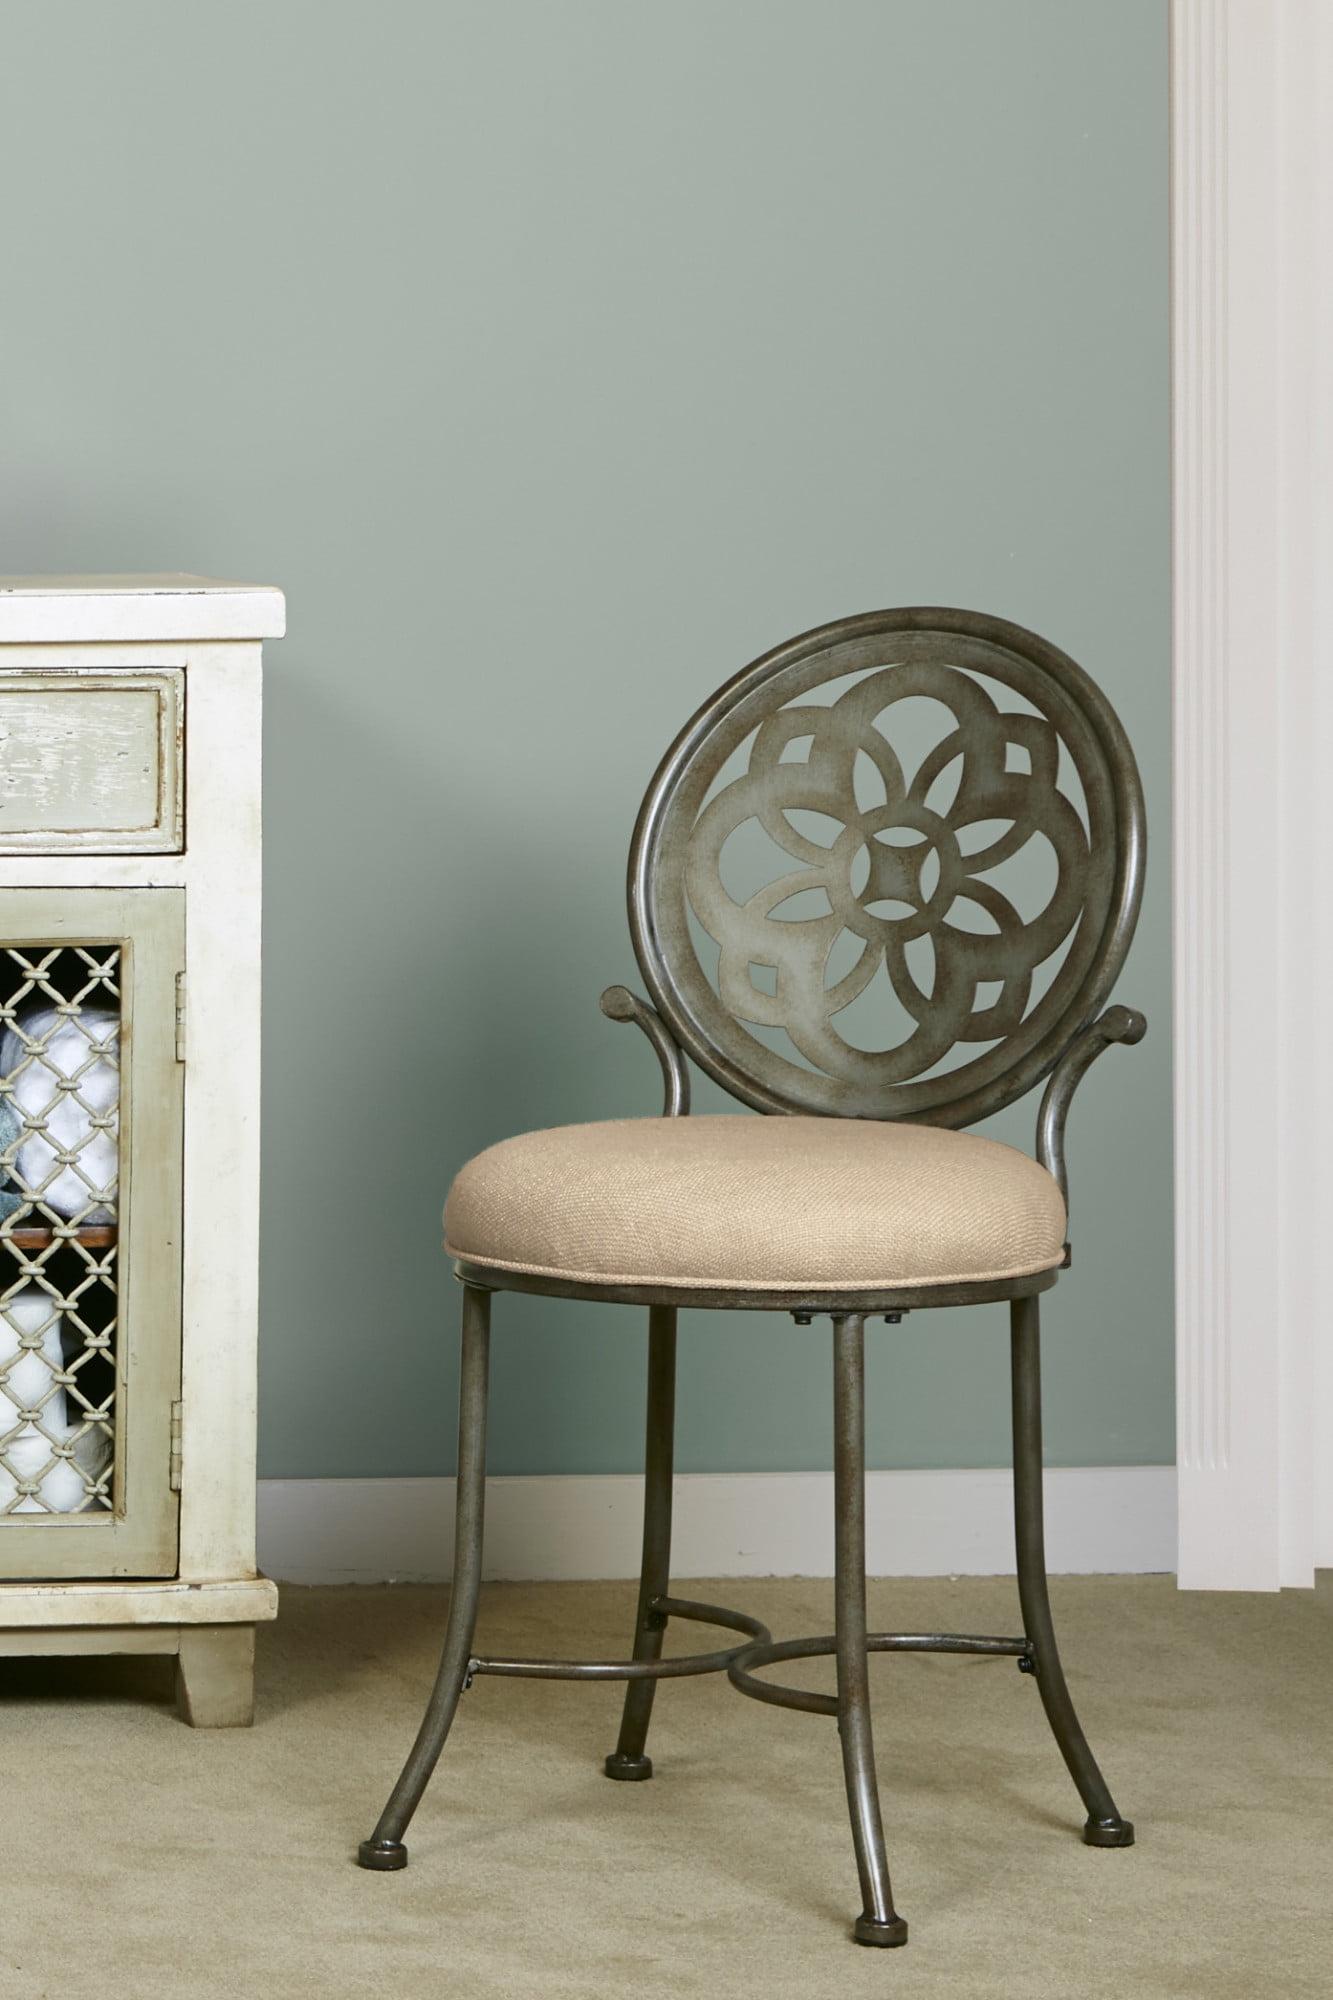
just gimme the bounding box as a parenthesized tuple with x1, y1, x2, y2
(629, 609, 1145, 1127)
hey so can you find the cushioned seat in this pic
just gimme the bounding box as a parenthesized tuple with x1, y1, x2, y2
(444, 1115, 1066, 1292)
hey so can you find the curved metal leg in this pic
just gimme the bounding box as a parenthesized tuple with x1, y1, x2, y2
(1010, 1294, 1134, 1847)
(833, 1313, 908, 1947)
(358, 1283, 491, 1869)
(605, 1305, 677, 1781)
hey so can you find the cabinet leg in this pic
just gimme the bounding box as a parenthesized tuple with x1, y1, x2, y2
(175, 1624, 256, 1728)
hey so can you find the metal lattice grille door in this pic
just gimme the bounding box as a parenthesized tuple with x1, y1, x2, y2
(1, 946, 120, 1514)
(0, 890, 183, 1579)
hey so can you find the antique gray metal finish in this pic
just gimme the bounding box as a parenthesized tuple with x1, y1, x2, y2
(832, 1312, 907, 1947)
(452, 1257, 1059, 1315)
(606, 1304, 678, 1778)
(357, 1282, 492, 1872)
(629, 608, 1145, 1127)
(600, 986, 690, 1117)
(727, 1630, 1031, 1717)
(360, 608, 1145, 1947)
(1010, 1293, 1134, 1847)
(471, 1596, 769, 1681)
(1036, 1003, 1146, 1222)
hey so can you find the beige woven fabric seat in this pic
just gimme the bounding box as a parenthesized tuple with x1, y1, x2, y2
(444, 1114, 1066, 1291)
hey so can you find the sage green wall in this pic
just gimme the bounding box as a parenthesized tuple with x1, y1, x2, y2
(0, 0, 1170, 1477)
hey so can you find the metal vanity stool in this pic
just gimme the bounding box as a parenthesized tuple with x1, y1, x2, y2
(358, 607, 1145, 1948)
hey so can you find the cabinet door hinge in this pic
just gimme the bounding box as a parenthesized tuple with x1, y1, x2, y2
(175, 972, 187, 1062)
(169, 1400, 184, 1491)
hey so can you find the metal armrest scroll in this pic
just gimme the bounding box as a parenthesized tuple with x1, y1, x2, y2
(600, 985, 690, 1117)
(1036, 1004, 1146, 1249)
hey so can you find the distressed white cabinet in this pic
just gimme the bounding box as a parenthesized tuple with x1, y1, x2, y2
(0, 576, 281, 1725)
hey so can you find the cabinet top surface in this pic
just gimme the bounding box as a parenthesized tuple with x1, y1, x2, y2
(0, 574, 286, 643)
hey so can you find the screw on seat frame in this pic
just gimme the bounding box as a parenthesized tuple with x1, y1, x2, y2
(357, 608, 1146, 1948)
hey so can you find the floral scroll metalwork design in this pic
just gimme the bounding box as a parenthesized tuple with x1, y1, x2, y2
(691, 665, 1089, 1083)
(631, 611, 1145, 1126)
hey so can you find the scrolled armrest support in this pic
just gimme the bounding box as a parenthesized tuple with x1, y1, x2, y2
(1036, 1005, 1146, 1235)
(600, 986, 691, 1117)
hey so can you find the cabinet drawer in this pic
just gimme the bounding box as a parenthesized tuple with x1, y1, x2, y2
(0, 670, 184, 853)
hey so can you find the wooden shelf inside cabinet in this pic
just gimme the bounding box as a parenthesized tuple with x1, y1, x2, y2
(2, 1225, 118, 1250)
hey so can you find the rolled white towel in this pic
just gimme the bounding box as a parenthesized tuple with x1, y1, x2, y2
(0, 1283, 112, 1512)
(0, 1003, 119, 1222)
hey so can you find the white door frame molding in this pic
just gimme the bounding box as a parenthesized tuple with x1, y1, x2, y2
(1172, 0, 1333, 1588)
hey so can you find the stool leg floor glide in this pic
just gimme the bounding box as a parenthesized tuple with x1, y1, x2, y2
(357, 1283, 491, 1871)
(604, 1304, 677, 1783)
(1010, 1294, 1134, 1849)
(832, 1312, 908, 1947)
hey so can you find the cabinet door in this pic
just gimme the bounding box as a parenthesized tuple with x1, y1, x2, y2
(0, 888, 183, 1578)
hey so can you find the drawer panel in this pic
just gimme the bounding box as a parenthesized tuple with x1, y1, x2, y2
(0, 670, 183, 852)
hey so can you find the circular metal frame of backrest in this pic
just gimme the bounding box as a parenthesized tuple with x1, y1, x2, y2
(628, 607, 1146, 1128)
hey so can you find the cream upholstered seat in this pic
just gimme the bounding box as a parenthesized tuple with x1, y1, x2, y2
(444, 1115, 1066, 1292)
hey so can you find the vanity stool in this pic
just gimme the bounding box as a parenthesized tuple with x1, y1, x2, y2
(358, 606, 1144, 1947)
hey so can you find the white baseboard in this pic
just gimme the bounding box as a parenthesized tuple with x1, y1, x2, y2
(257, 1466, 1176, 1585)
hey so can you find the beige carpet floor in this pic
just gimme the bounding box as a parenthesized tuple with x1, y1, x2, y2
(4, 1574, 1331, 1999)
